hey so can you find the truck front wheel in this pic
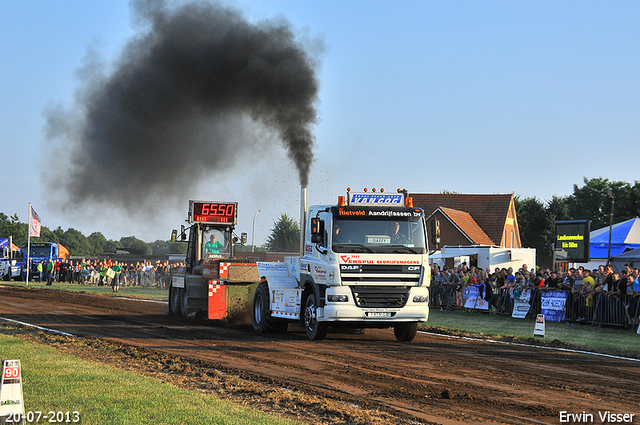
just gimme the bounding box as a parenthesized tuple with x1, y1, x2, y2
(304, 292, 328, 341)
(253, 282, 287, 333)
(394, 322, 418, 342)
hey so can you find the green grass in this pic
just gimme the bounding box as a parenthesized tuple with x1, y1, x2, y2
(1, 281, 168, 300)
(424, 308, 640, 357)
(0, 334, 299, 425)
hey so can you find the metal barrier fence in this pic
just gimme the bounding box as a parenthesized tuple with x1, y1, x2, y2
(71, 270, 170, 288)
(429, 284, 639, 330)
(429, 284, 459, 310)
(567, 292, 639, 328)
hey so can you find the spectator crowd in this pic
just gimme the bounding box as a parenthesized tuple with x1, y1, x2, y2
(31, 258, 184, 292)
(430, 262, 640, 329)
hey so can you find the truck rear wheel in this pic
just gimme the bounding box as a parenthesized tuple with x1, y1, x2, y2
(394, 322, 418, 342)
(253, 282, 287, 333)
(304, 292, 328, 341)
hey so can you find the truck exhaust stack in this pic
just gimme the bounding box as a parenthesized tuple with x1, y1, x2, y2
(300, 186, 307, 257)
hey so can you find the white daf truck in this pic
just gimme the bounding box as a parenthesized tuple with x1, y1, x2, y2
(252, 188, 430, 342)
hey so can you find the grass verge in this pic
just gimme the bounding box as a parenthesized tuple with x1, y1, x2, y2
(0, 322, 415, 425)
(423, 308, 640, 358)
(0, 332, 298, 425)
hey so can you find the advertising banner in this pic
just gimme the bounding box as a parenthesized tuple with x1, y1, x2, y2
(541, 290, 567, 322)
(511, 289, 531, 319)
(463, 285, 489, 310)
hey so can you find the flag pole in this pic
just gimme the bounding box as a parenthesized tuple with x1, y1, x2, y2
(26, 203, 31, 284)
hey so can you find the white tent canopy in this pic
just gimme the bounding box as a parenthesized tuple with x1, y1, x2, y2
(609, 248, 640, 273)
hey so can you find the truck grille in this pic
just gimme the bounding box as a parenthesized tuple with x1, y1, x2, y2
(339, 264, 422, 285)
(350, 286, 410, 308)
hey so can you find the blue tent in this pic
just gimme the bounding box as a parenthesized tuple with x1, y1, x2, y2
(590, 217, 640, 259)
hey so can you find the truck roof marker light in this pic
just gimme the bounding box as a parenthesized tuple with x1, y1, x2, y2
(380, 188, 384, 193)
(372, 188, 376, 192)
(364, 188, 368, 192)
(338, 196, 346, 206)
(406, 197, 413, 207)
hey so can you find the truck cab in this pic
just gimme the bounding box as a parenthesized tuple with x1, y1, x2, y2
(253, 188, 430, 342)
(0, 238, 24, 281)
(22, 242, 68, 281)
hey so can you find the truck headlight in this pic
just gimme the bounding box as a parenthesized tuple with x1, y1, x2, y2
(327, 294, 349, 302)
(413, 295, 427, 303)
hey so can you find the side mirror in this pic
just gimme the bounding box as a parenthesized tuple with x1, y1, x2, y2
(310, 218, 325, 244)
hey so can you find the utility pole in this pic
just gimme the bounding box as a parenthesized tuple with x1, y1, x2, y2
(606, 188, 615, 264)
(252, 209, 261, 252)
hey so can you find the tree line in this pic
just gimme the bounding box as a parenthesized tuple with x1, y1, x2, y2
(515, 177, 640, 267)
(0, 213, 187, 257)
(0, 212, 300, 257)
(3, 178, 638, 263)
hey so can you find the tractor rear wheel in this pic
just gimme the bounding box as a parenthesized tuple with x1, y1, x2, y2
(168, 284, 183, 316)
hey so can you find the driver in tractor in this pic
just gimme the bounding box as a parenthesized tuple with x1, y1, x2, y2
(204, 233, 227, 256)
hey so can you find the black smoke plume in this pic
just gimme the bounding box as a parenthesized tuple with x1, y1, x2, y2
(45, 0, 322, 215)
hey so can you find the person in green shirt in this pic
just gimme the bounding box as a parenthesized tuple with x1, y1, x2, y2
(46, 259, 54, 286)
(111, 261, 122, 292)
(99, 263, 108, 286)
(205, 234, 225, 255)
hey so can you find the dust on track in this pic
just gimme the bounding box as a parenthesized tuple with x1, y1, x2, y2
(1, 285, 639, 425)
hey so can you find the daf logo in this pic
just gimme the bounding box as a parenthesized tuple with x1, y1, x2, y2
(341, 265, 360, 271)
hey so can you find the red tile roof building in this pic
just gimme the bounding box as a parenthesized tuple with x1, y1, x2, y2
(410, 193, 522, 249)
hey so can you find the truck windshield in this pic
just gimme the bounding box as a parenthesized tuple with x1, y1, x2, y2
(332, 217, 427, 254)
(29, 246, 52, 257)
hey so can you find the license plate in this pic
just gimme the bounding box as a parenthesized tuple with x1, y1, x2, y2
(367, 312, 391, 317)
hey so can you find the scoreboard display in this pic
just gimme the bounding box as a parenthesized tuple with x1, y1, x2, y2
(554, 220, 590, 263)
(188, 201, 237, 225)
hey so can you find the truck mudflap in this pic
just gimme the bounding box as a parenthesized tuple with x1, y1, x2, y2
(256, 261, 301, 320)
(269, 287, 302, 320)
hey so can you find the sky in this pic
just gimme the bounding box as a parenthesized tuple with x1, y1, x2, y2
(1, 0, 639, 246)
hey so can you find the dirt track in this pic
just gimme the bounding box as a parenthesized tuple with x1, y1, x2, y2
(1, 285, 639, 425)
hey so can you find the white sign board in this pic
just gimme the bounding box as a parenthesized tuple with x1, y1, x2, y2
(0, 359, 25, 424)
